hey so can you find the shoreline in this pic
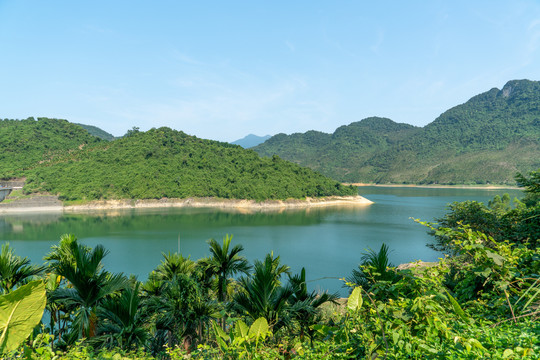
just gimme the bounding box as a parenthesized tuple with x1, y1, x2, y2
(0, 195, 373, 214)
(347, 183, 520, 190)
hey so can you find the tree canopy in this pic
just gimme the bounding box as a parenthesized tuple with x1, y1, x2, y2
(0, 119, 356, 201)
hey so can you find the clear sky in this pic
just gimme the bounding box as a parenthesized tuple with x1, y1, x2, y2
(1, 1, 539, 142)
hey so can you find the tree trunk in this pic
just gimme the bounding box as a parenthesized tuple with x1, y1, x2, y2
(183, 335, 192, 354)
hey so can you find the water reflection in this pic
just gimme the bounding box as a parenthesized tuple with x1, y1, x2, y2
(0, 187, 523, 295)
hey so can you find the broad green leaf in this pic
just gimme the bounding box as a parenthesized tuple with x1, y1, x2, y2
(211, 320, 229, 342)
(214, 333, 229, 352)
(469, 338, 486, 351)
(248, 317, 269, 342)
(347, 287, 363, 311)
(444, 289, 471, 324)
(392, 331, 399, 344)
(502, 349, 514, 359)
(475, 268, 492, 278)
(0, 281, 46, 353)
(234, 319, 249, 339)
(485, 250, 504, 266)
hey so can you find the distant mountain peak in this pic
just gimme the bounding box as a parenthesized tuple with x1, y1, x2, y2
(502, 84, 514, 98)
(231, 134, 272, 148)
(498, 79, 539, 99)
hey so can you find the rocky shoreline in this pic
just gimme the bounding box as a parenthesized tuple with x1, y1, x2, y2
(0, 195, 373, 213)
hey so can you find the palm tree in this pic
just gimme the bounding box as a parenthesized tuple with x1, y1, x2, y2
(199, 234, 251, 303)
(0, 242, 44, 294)
(152, 252, 196, 281)
(232, 253, 292, 329)
(144, 273, 211, 354)
(44, 233, 78, 266)
(43, 234, 79, 345)
(47, 235, 129, 341)
(288, 267, 338, 345)
(346, 243, 398, 290)
(142, 251, 219, 352)
(94, 281, 148, 349)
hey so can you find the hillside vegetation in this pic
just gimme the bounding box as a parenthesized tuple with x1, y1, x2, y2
(0, 117, 102, 179)
(0, 120, 355, 201)
(254, 79, 540, 184)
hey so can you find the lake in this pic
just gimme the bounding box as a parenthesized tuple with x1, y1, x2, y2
(0, 186, 523, 295)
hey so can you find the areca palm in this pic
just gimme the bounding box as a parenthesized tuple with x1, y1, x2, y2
(0, 242, 44, 294)
(144, 273, 213, 353)
(44, 233, 78, 266)
(152, 252, 196, 281)
(232, 253, 292, 329)
(346, 243, 397, 289)
(199, 234, 251, 303)
(95, 281, 148, 349)
(47, 235, 129, 341)
(288, 267, 338, 345)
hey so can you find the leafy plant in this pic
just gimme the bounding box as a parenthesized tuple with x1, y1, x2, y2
(0, 280, 46, 353)
(0, 243, 44, 294)
(212, 317, 272, 358)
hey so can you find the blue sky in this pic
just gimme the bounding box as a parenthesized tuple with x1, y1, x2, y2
(1, 1, 539, 142)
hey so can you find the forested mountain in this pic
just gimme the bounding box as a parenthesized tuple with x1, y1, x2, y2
(75, 123, 116, 141)
(231, 134, 272, 148)
(0, 117, 102, 179)
(254, 79, 540, 184)
(0, 120, 355, 201)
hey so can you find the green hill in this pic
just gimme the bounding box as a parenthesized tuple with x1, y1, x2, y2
(19, 126, 355, 201)
(253, 80, 540, 184)
(0, 117, 102, 179)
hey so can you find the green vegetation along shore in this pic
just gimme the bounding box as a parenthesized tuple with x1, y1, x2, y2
(0, 118, 356, 203)
(254, 79, 540, 185)
(0, 170, 538, 359)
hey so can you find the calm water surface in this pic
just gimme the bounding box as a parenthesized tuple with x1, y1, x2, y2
(0, 187, 523, 295)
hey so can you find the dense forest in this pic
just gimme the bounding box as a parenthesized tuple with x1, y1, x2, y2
(0, 118, 356, 202)
(0, 170, 538, 359)
(0, 118, 101, 179)
(254, 79, 540, 184)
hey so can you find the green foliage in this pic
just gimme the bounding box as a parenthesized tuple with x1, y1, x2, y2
(0, 243, 44, 294)
(516, 169, 540, 206)
(232, 253, 291, 328)
(346, 243, 400, 292)
(18, 126, 356, 201)
(46, 235, 129, 342)
(208, 317, 272, 359)
(346, 287, 362, 311)
(254, 80, 540, 184)
(0, 281, 46, 353)
(0, 117, 101, 179)
(94, 282, 148, 350)
(287, 267, 338, 344)
(433, 169, 540, 250)
(198, 235, 250, 303)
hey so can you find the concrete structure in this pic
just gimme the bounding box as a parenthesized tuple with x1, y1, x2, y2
(0, 187, 13, 202)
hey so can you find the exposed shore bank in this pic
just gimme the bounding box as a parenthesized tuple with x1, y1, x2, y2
(0, 195, 373, 214)
(347, 183, 520, 190)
